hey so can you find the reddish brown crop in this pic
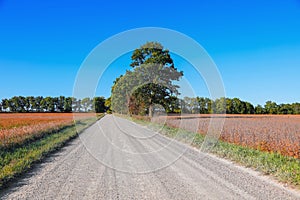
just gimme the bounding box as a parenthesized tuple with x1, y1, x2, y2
(154, 114, 300, 159)
(0, 113, 94, 147)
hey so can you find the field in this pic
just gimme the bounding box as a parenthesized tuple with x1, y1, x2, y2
(153, 114, 300, 159)
(0, 113, 100, 188)
(0, 113, 96, 148)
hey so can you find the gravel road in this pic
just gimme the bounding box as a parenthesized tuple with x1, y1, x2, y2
(1, 115, 300, 199)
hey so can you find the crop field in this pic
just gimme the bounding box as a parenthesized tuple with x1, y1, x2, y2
(0, 112, 100, 188)
(0, 113, 95, 148)
(153, 114, 300, 158)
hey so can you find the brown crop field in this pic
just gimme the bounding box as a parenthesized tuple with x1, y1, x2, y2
(153, 114, 300, 158)
(0, 113, 95, 148)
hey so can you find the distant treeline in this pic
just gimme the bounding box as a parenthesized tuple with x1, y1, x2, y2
(0, 96, 107, 113)
(1, 96, 300, 114)
(181, 97, 300, 115)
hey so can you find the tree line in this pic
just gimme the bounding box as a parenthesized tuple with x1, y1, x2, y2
(180, 97, 300, 115)
(0, 96, 107, 113)
(0, 95, 299, 114)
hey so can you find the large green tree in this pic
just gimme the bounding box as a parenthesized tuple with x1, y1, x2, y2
(130, 42, 174, 68)
(93, 97, 106, 113)
(111, 42, 183, 116)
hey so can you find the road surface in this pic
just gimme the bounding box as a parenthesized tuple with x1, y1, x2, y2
(1, 115, 300, 199)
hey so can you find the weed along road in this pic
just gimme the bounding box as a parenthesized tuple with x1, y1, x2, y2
(2, 115, 300, 199)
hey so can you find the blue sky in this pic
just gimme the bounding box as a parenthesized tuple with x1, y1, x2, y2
(0, 0, 300, 105)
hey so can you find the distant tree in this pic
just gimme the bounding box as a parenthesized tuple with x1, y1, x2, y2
(14, 96, 26, 112)
(190, 98, 200, 114)
(104, 97, 112, 113)
(24, 96, 31, 112)
(196, 97, 206, 114)
(10, 96, 20, 112)
(278, 103, 293, 114)
(210, 100, 217, 114)
(166, 96, 181, 113)
(81, 97, 92, 112)
(215, 97, 226, 114)
(225, 98, 233, 114)
(183, 97, 193, 114)
(40, 97, 54, 112)
(255, 104, 264, 114)
(205, 98, 213, 114)
(93, 97, 106, 113)
(57, 96, 65, 112)
(245, 102, 255, 114)
(71, 98, 81, 112)
(1, 99, 9, 112)
(52, 97, 59, 112)
(64, 97, 72, 112)
(231, 98, 243, 114)
(292, 103, 300, 114)
(179, 98, 189, 113)
(34, 96, 43, 112)
(264, 101, 278, 114)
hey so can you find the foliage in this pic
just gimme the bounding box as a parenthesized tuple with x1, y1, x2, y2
(93, 97, 106, 113)
(130, 42, 174, 68)
(1, 95, 300, 115)
(178, 97, 300, 115)
(0, 96, 107, 113)
(111, 42, 183, 116)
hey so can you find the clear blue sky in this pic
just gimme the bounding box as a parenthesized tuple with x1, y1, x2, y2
(1, 0, 300, 105)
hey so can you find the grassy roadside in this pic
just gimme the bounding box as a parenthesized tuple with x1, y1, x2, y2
(0, 114, 104, 189)
(130, 116, 300, 189)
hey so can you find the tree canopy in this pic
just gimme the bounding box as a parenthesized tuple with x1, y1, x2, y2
(130, 42, 174, 68)
(0, 96, 107, 113)
(1, 95, 300, 115)
(111, 42, 183, 116)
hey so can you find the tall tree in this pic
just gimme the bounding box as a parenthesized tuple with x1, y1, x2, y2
(111, 42, 183, 117)
(93, 97, 106, 113)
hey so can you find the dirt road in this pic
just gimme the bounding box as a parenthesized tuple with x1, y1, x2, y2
(1, 115, 299, 199)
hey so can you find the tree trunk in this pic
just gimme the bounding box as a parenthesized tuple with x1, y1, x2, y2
(126, 94, 130, 115)
(149, 104, 154, 117)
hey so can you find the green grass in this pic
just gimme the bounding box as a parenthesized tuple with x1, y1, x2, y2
(131, 116, 300, 189)
(0, 114, 104, 189)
